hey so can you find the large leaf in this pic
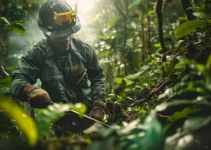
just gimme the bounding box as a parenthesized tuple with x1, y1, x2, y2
(174, 20, 208, 38)
(6, 23, 26, 34)
(184, 116, 211, 132)
(168, 82, 211, 101)
(126, 65, 149, 79)
(0, 96, 37, 146)
(120, 111, 163, 150)
(168, 108, 199, 123)
(35, 103, 71, 139)
(163, 108, 199, 132)
(156, 100, 211, 115)
(138, 111, 163, 150)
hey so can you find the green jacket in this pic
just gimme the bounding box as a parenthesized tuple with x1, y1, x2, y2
(10, 38, 106, 107)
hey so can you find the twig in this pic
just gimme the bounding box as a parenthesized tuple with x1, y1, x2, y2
(133, 79, 177, 105)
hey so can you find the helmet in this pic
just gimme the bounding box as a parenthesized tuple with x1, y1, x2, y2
(38, 0, 81, 39)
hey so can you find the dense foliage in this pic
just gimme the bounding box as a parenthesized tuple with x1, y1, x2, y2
(1, 0, 211, 150)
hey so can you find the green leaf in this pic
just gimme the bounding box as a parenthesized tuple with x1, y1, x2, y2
(164, 132, 184, 150)
(164, 132, 194, 150)
(174, 134, 194, 150)
(35, 103, 71, 139)
(107, 16, 121, 29)
(5, 66, 16, 72)
(126, 65, 149, 80)
(140, 111, 163, 150)
(174, 40, 184, 47)
(204, 27, 211, 38)
(116, 77, 124, 85)
(120, 111, 163, 150)
(0, 78, 11, 88)
(163, 57, 179, 76)
(116, 78, 132, 86)
(168, 108, 199, 123)
(164, 108, 199, 132)
(184, 116, 211, 132)
(167, 83, 209, 101)
(156, 100, 211, 114)
(206, 54, 211, 68)
(193, 12, 207, 18)
(174, 20, 208, 38)
(0, 17, 10, 25)
(129, 0, 148, 14)
(129, 0, 141, 11)
(6, 23, 26, 34)
(0, 96, 37, 146)
(153, 43, 161, 48)
(126, 71, 143, 79)
(196, 63, 211, 84)
(138, 4, 149, 14)
(0, 77, 11, 94)
(70, 103, 87, 117)
(126, 38, 133, 48)
(36, 103, 86, 139)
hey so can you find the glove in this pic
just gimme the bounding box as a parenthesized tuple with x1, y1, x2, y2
(89, 100, 107, 122)
(24, 83, 51, 108)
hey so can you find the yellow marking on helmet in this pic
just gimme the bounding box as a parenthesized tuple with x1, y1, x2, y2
(54, 9, 76, 25)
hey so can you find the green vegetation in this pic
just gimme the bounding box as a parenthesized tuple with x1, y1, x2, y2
(1, 0, 211, 149)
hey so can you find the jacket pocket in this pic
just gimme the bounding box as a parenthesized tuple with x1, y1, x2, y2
(70, 68, 91, 88)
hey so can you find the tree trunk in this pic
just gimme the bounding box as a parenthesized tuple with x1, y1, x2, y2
(141, 14, 145, 61)
(147, 0, 151, 54)
(156, 0, 166, 56)
(191, 0, 195, 7)
(123, 0, 129, 76)
(181, 0, 195, 20)
(114, 0, 128, 76)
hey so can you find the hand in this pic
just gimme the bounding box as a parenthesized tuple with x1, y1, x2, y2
(89, 100, 106, 122)
(24, 84, 51, 108)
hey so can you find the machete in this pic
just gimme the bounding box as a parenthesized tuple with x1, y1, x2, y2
(50, 101, 110, 133)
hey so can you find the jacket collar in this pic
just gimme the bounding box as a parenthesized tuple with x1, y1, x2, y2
(70, 38, 78, 51)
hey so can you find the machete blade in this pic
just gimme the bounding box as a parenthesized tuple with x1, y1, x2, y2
(54, 110, 110, 133)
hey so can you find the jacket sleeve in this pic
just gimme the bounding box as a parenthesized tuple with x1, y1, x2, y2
(85, 45, 106, 101)
(10, 44, 43, 101)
